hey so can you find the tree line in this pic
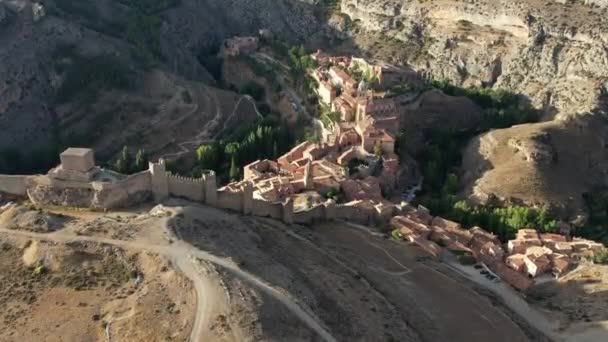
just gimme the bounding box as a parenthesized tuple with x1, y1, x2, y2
(111, 146, 149, 174)
(195, 116, 293, 183)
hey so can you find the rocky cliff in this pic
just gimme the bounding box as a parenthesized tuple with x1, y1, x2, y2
(336, 0, 608, 218)
(340, 0, 608, 116)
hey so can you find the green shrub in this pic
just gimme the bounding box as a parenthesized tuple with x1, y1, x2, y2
(32, 263, 47, 276)
(391, 229, 404, 242)
(593, 249, 608, 264)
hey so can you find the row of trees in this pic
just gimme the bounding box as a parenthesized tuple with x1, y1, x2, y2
(112, 146, 149, 174)
(581, 190, 608, 245)
(196, 117, 293, 182)
(421, 169, 558, 241)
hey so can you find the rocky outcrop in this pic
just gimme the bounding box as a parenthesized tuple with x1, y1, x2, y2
(339, 0, 608, 117)
(26, 185, 151, 210)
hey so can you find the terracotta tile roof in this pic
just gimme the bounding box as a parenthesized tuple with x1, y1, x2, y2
(506, 254, 526, 272)
(492, 263, 535, 292)
(508, 238, 541, 254)
(431, 217, 462, 230)
(412, 237, 442, 260)
(539, 233, 567, 242)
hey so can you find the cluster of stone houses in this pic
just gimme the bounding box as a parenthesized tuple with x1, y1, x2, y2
(240, 139, 392, 206)
(505, 230, 603, 277)
(229, 53, 415, 209)
(309, 51, 405, 157)
(391, 215, 606, 291)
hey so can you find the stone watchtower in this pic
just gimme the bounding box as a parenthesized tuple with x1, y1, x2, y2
(60, 148, 95, 172)
(303, 160, 313, 190)
(149, 159, 169, 201)
(50, 148, 98, 181)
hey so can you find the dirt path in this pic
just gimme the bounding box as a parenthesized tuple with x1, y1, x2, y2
(160, 90, 263, 161)
(0, 227, 337, 342)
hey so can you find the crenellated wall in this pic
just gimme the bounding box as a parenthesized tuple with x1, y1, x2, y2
(167, 174, 205, 202)
(0, 157, 408, 228)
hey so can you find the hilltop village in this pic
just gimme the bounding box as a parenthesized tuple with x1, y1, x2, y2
(0, 47, 606, 294)
(230, 49, 419, 208)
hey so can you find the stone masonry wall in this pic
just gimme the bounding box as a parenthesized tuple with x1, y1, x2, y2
(293, 204, 325, 225)
(216, 189, 243, 212)
(0, 175, 28, 196)
(167, 174, 205, 202)
(0, 158, 407, 227)
(251, 198, 283, 219)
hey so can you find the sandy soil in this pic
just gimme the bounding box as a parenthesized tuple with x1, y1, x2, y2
(0, 237, 195, 342)
(168, 202, 538, 341)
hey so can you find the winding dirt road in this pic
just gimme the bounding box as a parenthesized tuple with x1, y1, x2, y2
(0, 224, 337, 342)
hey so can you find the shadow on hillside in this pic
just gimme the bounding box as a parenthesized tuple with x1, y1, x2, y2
(526, 266, 608, 339)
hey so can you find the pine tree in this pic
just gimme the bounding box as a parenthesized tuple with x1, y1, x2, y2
(229, 156, 239, 181)
(115, 146, 132, 174)
(134, 149, 148, 172)
(196, 144, 219, 170)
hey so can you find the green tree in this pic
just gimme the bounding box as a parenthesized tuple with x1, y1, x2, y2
(442, 173, 459, 195)
(229, 156, 239, 181)
(395, 131, 407, 161)
(196, 144, 220, 170)
(240, 81, 265, 101)
(134, 149, 148, 172)
(225, 142, 240, 161)
(114, 146, 133, 174)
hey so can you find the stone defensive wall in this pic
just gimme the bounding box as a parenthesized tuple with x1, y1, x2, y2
(0, 159, 419, 228)
(167, 174, 206, 202)
(0, 175, 28, 196)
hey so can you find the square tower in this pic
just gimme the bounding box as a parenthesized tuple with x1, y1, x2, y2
(60, 148, 95, 172)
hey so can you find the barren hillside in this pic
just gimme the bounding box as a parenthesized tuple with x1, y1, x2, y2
(0, 0, 318, 164)
(0, 201, 546, 341)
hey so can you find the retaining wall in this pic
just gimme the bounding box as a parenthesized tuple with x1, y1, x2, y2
(335, 201, 375, 224)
